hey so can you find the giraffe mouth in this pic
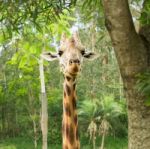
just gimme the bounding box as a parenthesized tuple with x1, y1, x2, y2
(64, 70, 79, 77)
(66, 71, 78, 76)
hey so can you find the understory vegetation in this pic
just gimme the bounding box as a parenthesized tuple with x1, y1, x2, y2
(0, 137, 127, 149)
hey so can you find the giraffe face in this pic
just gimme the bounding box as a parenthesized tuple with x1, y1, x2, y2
(58, 38, 84, 75)
(41, 32, 98, 76)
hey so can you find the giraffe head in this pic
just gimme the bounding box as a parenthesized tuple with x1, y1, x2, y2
(41, 32, 98, 77)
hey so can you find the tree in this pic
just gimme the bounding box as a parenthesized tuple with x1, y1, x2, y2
(39, 55, 48, 149)
(97, 95, 126, 149)
(78, 100, 97, 149)
(101, 0, 150, 149)
(78, 94, 126, 149)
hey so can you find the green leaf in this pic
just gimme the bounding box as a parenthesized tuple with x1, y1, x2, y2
(10, 52, 19, 64)
(144, 98, 150, 106)
(19, 56, 27, 68)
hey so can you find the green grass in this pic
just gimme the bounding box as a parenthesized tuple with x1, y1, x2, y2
(0, 137, 127, 149)
(0, 138, 38, 149)
(104, 137, 127, 149)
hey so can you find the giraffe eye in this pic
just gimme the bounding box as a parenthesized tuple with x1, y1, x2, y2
(81, 50, 85, 55)
(58, 50, 63, 56)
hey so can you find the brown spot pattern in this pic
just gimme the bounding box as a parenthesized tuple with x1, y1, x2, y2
(63, 77, 80, 148)
(72, 96, 76, 109)
(73, 83, 76, 90)
(66, 124, 74, 145)
(66, 76, 71, 81)
(66, 84, 71, 96)
(64, 103, 71, 117)
(74, 114, 77, 125)
(64, 91, 66, 97)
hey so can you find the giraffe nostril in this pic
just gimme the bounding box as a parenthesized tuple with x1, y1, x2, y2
(76, 59, 80, 64)
(69, 59, 80, 65)
(69, 60, 73, 65)
(74, 59, 80, 64)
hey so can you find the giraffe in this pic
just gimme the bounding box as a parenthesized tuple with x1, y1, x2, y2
(41, 32, 98, 149)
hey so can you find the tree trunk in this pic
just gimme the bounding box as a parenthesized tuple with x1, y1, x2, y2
(92, 134, 96, 149)
(100, 133, 105, 149)
(102, 0, 150, 149)
(39, 58, 48, 149)
(1, 104, 5, 136)
(33, 119, 38, 149)
(28, 84, 39, 149)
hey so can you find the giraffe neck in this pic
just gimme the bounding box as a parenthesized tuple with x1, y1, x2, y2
(62, 75, 80, 149)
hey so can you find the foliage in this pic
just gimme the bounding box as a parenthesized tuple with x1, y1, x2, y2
(79, 0, 150, 28)
(0, 3, 76, 147)
(0, 0, 77, 36)
(78, 94, 127, 149)
(140, 0, 150, 25)
(136, 71, 150, 106)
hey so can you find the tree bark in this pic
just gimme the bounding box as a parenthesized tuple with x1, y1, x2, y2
(39, 58, 48, 149)
(102, 0, 150, 149)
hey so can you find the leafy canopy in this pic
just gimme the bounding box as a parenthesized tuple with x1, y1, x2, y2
(0, 0, 77, 36)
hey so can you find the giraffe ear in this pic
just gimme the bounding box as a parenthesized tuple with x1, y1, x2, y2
(41, 52, 58, 61)
(83, 52, 99, 60)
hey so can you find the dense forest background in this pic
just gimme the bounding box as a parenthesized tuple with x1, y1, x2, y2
(0, 0, 149, 149)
